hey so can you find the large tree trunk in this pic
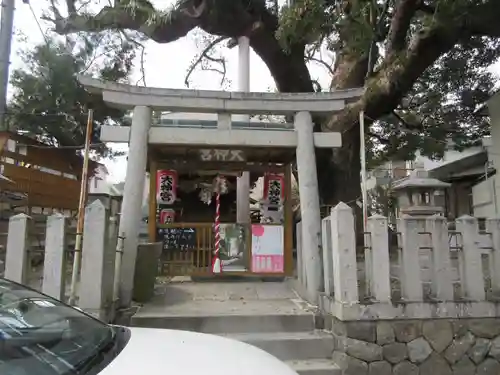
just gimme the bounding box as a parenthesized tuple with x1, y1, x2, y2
(317, 113, 364, 243)
(319, 51, 368, 207)
(317, 127, 361, 207)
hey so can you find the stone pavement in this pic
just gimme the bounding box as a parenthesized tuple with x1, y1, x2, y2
(133, 277, 312, 318)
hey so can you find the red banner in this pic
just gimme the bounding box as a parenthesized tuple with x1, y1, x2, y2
(263, 173, 284, 207)
(156, 170, 177, 205)
(159, 208, 175, 224)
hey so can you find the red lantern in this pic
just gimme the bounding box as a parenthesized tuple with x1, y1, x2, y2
(156, 170, 177, 205)
(159, 209, 175, 224)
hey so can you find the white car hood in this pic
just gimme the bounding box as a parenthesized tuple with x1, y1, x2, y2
(98, 327, 298, 375)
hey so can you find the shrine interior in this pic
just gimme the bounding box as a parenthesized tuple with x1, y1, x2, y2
(147, 144, 295, 276)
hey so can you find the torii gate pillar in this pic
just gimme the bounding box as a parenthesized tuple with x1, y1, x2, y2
(295, 111, 322, 301)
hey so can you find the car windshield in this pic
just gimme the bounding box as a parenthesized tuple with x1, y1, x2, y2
(0, 278, 116, 375)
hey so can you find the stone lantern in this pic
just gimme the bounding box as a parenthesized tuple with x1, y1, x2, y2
(392, 168, 450, 216)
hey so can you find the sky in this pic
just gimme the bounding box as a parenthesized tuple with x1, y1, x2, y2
(6, 0, 500, 183)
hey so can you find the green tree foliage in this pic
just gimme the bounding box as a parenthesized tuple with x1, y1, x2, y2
(7, 32, 137, 157)
(42, 0, 500, 202)
(368, 36, 499, 165)
(368, 184, 397, 227)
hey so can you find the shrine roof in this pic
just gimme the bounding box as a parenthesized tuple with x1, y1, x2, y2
(393, 169, 451, 190)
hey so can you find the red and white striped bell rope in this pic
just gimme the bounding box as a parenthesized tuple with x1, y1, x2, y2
(212, 175, 225, 274)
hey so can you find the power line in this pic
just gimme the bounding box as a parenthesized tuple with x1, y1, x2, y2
(26, 1, 49, 45)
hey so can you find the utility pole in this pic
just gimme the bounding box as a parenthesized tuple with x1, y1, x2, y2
(0, 0, 16, 130)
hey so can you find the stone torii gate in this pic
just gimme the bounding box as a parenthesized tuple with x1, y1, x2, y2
(78, 75, 363, 306)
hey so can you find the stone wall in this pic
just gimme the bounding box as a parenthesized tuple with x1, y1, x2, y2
(327, 317, 500, 375)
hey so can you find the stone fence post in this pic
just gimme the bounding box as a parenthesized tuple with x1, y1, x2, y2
(330, 202, 358, 304)
(486, 217, 500, 295)
(367, 214, 391, 302)
(398, 215, 423, 301)
(4, 214, 30, 284)
(79, 200, 115, 321)
(456, 215, 485, 301)
(425, 214, 453, 301)
(42, 213, 67, 300)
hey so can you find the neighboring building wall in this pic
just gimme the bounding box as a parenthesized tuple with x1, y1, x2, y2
(0, 133, 96, 211)
(366, 160, 412, 190)
(472, 178, 496, 217)
(413, 147, 484, 173)
(89, 165, 110, 194)
(369, 155, 494, 220)
(367, 149, 484, 192)
(446, 182, 472, 219)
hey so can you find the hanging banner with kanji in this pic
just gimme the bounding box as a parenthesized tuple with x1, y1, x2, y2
(159, 208, 176, 224)
(156, 170, 177, 205)
(263, 173, 284, 208)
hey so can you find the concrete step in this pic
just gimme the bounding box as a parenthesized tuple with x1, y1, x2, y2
(286, 359, 341, 375)
(222, 331, 334, 361)
(130, 313, 315, 334)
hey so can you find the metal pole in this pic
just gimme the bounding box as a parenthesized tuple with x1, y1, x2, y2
(359, 110, 372, 296)
(359, 111, 368, 231)
(113, 232, 125, 303)
(68, 110, 94, 305)
(0, 0, 15, 130)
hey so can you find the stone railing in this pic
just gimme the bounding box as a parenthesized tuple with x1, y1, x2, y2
(312, 202, 500, 375)
(320, 202, 500, 318)
(2, 200, 118, 321)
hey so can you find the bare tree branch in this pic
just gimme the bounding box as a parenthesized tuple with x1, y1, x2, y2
(135, 43, 147, 86)
(119, 31, 148, 86)
(78, 34, 107, 74)
(76, 0, 95, 12)
(185, 36, 227, 88)
(311, 80, 322, 92)
(305, 42, 335, 77)
(308, 56, 335, 77)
